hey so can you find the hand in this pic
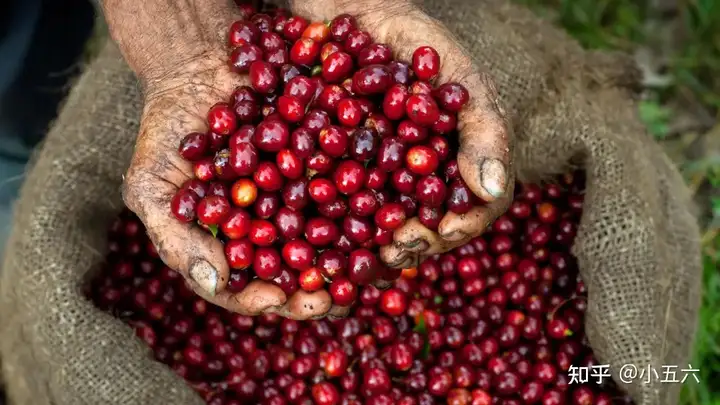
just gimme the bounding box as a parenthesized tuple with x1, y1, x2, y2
(291, 0, 515, 268)
(104, 0, 346, 320)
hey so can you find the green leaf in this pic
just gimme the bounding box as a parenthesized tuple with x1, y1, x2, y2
(413, 313, 427, 334)
(638, 100, 671, 140)
(433, 295, 444, 305)
(420, 338, 431, 360)
(207, 224, 219, 238)
(413, 312, 431, 360)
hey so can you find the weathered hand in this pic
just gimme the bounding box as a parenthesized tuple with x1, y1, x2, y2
(104, 0, 345, 319)
(291, 0, 515, 268)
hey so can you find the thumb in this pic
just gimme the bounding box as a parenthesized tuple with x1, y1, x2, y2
(288, 0, 340, 21)
(122, 165, 230, 297)
(455, 71, 513, 203)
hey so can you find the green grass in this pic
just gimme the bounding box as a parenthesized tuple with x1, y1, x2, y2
(512, 0, 720, 403)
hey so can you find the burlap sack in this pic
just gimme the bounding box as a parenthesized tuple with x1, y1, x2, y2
(0, 0, 702, 404)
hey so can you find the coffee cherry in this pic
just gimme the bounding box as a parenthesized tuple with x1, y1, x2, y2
(411, 46, 440, 81)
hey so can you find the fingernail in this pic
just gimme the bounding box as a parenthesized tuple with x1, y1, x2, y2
(441, 230, 467, 242)
(480, 158, 507, 199)
(403, 240, 428, 252)
(189, 260, 218, 296)
(388, 256, 408, 268)
(404, 239, 422, 248)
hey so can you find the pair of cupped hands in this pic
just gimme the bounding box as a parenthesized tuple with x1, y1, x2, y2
(104, 0, 513, 320)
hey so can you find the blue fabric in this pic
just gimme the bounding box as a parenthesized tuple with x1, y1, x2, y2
(0, 0, 42, 254)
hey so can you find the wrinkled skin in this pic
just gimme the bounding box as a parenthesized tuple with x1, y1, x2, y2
(105, 0, 513, 319)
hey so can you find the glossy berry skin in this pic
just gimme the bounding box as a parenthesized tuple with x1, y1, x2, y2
(350, 128, 378, 162)
(320, 42, 342, 62)
(412, 46, 441, 81)
(446, 179, 473, 214)
(376, 138, 406, 172)
(374, 203, 407, 231)
(285, 76, 317, 105)
(277, 95, 305, 123)
(352, 65, 393, 95)
(254, 247, 282, 280)
(347, 249, 378, 285)
(207, 103, 237, 135)
(221, 208, 252, 239)
(275, 149, 303, 180)
(291, 38, 320, 66)
(290, 127, 316, 159)
(302, 22, 330, 43)
(249, 220, 278, 247)
(311, 381, 340, 405)
(283, 16, 308, 41)
(316, 250, 347, 279)
(349, 190, 379, 217)
(432, 111, 457, 135)
(322, 51, 354, 83)
(171, 191, 199, 222)
(178, 132, 209, 161)
(230, 44, 264, 73)
(434, 83, 470, 112)
(213, 148, 237, 181)
(283, 179, 310, 211)
(333, 160, 366, 195)
(365, 168, 388, 190)
(343, 216, 373, 244)
(230, 142, 259, 176)
(379, 288, 407, 317)
(229, 20, 261, 47)
(299, 268, 325, 292)
(405, 94, 440, 127)
(337, 98, 362, 127)
(319, 126, 349, 158)
(249, 61, 279, 94)
(254, 120, 290, 152)
(358, 43, 392, 67)
(329, 14, 357, 42)
(405, 146, 440, 176)
(305, 217, 340, 246)
(225, 239, 254, 269)
(231, 179, 259, 208)
(418, 205, 442, 231)
(344, 30, 371, 56)
(329, 278, 357, 306)
(308, 178, 338, 204)
(253, 162, 284, 192)
(275, 207, 305, 240)
(416, 175, 447, 207)
(392, 169, 418, 194)
(383, 84, 409, 120)
(282, 240, 316, 271)
(196, 196, 231, 225)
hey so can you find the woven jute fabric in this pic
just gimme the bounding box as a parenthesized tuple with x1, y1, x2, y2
(0, 0, 702, 404)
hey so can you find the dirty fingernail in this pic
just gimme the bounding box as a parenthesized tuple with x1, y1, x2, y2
(388, 256, 408, 268)
(480, 158, 507, 199)
(404, 239, 423, 248)
(441, 230, 467, 242)
(189, 260, 218, 296)
(403, 240, 428, 252)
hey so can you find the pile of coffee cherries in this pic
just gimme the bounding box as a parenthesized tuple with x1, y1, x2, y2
(170, 3, 481, 303)
(91, 172, 633, 405)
